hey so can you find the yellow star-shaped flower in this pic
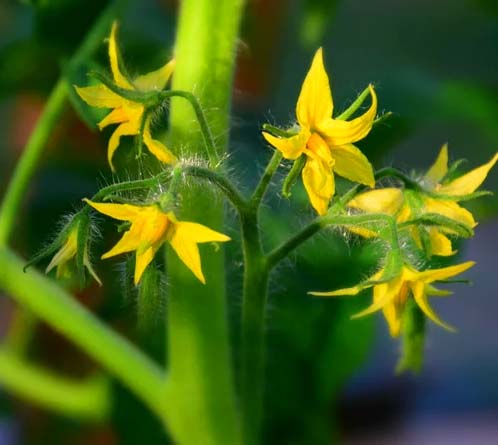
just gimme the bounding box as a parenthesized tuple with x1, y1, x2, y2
(311, 261, 475, 337)
(348, 146, 498, 255)
(84, 199, 230, 285)
(76, 22, 176, 170)
(262, 48, 377, 215)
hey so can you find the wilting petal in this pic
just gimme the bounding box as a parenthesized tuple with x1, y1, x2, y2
(428, 228, 455, 256)
(348, 188, 403, 215)
(173, 220, 231, 244)
(143, 118, 177, 164)
(109, 22, 134, 90)
(108, 121, 139, 170)
(302, 156, 335, 215)
(382, 301, 403, 338)
(169, 233, 205, 284)
(295, 48, 333, 130)
(438, 152, 498, 196)
(75, 85, 124, 108)
(422, 197, 476, 228)
(425, 144, 448, 186)
(83, 199, 142, 221)
(98, 107, 129, 129)
(319, 85, 377, 146)
(416, 261, 475, 283)
(134, 59, 176, 91)
(46, 231, 78, 274)
(411, 281, 456, 332)
(331, 144, 375, 186)
(262, 130, 307, 160)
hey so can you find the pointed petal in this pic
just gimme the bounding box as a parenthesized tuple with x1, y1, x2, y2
(143, 117, 177, 164)
(75, 85, 124, 108)
(331, 143, 375, 186)
(107, 121, 139, 171)
(382, 301, 402, 337)
(262, 130, 307, 160)
(296, 48, 333, 129)
(174, 221, 231, 244)
(438, 153, 498, 195)
(302, 156, 335, 215)
(101, 226, 143, 259)
(169, 232, 205, 284)
(416, 261, 475, 283)
(319, 84, 377, 146)
(83, 199, 142, 221)
(108, 22, 134, 90)
(134, 245, 159, 285)
(133, 59, 176, 91)
(351, 277, 403, 319)
(425, 144, 448, 185)
(428, 228, 455, 256)
(411, 281, 456, 332)
(348, 188, 404, 215)
(422, 197, 476, 228)
(97, 107, 129, 129)
(309, 283, 369, 297)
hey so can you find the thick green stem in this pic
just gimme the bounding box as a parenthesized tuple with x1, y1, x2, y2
(0, 248, 169, 422)
(0, 1, 121, 246)
(240, 211, 269, 445)
(165, 1, 245, 444)
(0, 347, 110, 420)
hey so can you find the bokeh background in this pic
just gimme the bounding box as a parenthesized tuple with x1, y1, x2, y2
(1, 0, 498, 444)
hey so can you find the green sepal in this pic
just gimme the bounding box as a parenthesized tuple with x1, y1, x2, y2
(76, 212, 90, 288)
(282, 155, 306, 198)
(442, 158, 467, 184)
(399, 213, 474, 238)
(336, 85, 371, 120)
(262, 123, 297, 138)
(396, 298, 426, 374)
(426, 189, 493, 202)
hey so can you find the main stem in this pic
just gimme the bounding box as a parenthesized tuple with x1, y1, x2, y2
(165, 1, 245, 444)
(240, 211, 269, 445)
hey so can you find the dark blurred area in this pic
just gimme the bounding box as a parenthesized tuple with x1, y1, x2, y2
(1, 0, 498, 444)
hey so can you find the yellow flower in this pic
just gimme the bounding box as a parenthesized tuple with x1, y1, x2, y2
(348, 146, 498, 255)
(262, 48, 377, 215)
(311, 261, 475, 337)
(75, 22, 176, 170)
(84, 199, 230, 285)
(46, 222, 101, 285)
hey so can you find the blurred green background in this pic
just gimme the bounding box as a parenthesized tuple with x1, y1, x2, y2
(1, 0, 498, 444)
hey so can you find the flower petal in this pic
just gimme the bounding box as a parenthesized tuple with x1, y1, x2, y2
(381, 301, 403, 337)
(134, 245, 159, 285)
(415, 261, 475, 283)
(411, 281, 456, 332)
(143, 118, 177, 164)
(45, 231, 78, 274)
(133, 59, 176, 91)
(425, 144, 448, 185)
(108, 121, 140, 171)
(422, 197, 476, 228)
(309, 283, 369, 297)
(438, 152, 498, 196)
(296, 48, 333, 129)
(428, 228, 455, 256)
(83, 199, 142, 221)
(262, 130, 307, 160)
(331, 144, 375, 186)
(75, 85, 124, 108)
(109, 22, 134, 90)
(302, 156, 335, 215)
(98, 107, 129, 129)
(173, 221, 231, 244)
(348, 188, 404, 215)
(169, 231, 205, 284)
(319, 84, 377, 146)
(101, 227, 143, 259)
